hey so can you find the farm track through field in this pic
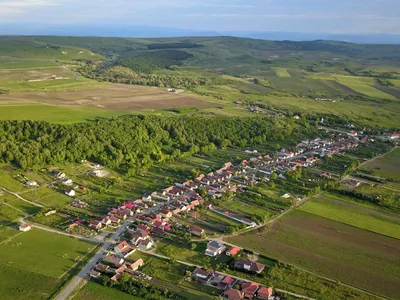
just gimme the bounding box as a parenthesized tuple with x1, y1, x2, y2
(1, 187, 44, 208)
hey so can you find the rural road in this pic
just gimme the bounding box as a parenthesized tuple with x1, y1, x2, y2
(139, 249, 315, 300)
(55, 217, 133, 300)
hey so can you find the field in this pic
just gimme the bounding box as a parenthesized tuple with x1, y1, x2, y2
(273, 67, 291, 77)
(0, 228, 97, 278)
(0, 263, 64, 300)
(227, 209, 400, 299)
(299, 194, 400, 238)
(334, 75, 396, 99)
(361, 148, 400, 180)
(73, 282, 143, 300)
(0, 83, 216, 123)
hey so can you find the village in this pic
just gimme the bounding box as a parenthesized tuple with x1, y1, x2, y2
(17, 130, 362, 300)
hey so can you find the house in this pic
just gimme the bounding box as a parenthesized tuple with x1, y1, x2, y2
(160, 209, 172, 218)
(226, 247, 240, 257)
(241, 282, 259, 299)
(219, 275, 235, 290)
(19, 223, 32, 232)
(103, 255, 124, 267)
(89, 220, 102, 230)
(89, 270, 101, 278)
(129, 258, 144, 271)
(235, 260, 265, 274)
(320, 172, 332, 179)
(192, 267, 214, 283)
(56, 172, 66, 179)
(95, 263, 109, 273)
(190, 211, 200, 218)
(115, 264, 128, 274)
(101, 217, 112, 226)
(62, 179, 73, 186)
(142, 193, 152, 202)
(109, 216, 121, 224)
(114, 241, 135, 257)
(111, 273, 122, 281)
(138, 239, 153, 250)
(65, 189, 75, 197)
(79, 186, 87, 190)
(130, 230, 149, 246)
(205, 240, 226, 257)
(44, 209, 56, 216)
(189, 225, 205, 237)
(137, 224, 150, 233)
(256, 287, 274, 300)
(26, 181, 38, 187)
(95, 263, 110, 273)
(224, 288, 245, 300)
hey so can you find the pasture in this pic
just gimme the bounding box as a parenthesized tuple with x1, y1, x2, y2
(227, 210, 400, 299)
(0, 228, 97, 278)
(299, 194, 400, 238)
(273, 67, 291, 77)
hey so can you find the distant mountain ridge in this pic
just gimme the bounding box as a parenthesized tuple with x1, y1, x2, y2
(1, 23, 400, 44)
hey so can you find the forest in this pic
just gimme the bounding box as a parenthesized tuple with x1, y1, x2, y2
(0, 115, 315, 174)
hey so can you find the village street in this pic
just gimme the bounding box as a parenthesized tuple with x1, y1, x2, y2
(55, 217, 133, 300)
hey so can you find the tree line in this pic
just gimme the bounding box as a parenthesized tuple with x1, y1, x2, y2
(0, 115, 315, 175)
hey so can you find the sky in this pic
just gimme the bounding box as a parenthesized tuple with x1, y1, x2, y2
(1, 0, 400, 34)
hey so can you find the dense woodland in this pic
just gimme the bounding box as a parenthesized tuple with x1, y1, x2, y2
(0, 116, 315, 174)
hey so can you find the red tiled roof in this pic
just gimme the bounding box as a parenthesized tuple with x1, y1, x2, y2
(226, 247, 240, 256)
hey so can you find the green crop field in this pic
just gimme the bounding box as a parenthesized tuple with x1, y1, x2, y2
(299, 194, 400, 238)
(0, 263, 64, 300)
(361, 148, 400, 180)
(227, 210, 400, 299)
(274, 67, 291, 77)
(334, 75, 396, 99)
(0, 58, 59, 69)
(0, 105, 129, 124)
(0, 229, 97, 278)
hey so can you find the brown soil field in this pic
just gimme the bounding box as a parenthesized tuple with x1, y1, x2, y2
(0, 83, 216, 111)
(227, 210, 400, 299)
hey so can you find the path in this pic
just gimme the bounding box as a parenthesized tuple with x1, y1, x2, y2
(1, 187, 44, 208)
(55, 217, 133, 300)
(139, 250, 314, 300)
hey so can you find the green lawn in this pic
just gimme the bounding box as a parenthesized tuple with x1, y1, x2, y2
(0, 228, 97, 277)
(299, 194, 400, 239)
(0, 104, 129, 124)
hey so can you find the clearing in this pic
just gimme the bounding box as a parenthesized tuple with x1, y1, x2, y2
(273, 67, 291, 78)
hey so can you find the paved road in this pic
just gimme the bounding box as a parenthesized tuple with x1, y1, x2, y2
(139, 250, 315, 300)
(55, 217, 133, 300)
(1, 187, 44, 207)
